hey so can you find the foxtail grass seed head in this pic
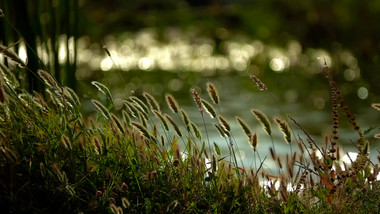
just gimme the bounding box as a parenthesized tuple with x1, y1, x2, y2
(274, 117, 292, 144)
(0, 44, 27, 67)
(218, 115, 231, 132)
(93, 137, 102, 155)
(124, 101, 139, 118)
(191, 88, 204, 115)
(122, 110, 131, 126)
(129, 96, 149, 114)
(40, 162, 46, 177)
(61, 135, 72, 150)
(270, 147, 277, 161)
(371, 103, 380, 111)
(166, 94, 179, 113)
(251, 109, 271, 135)
(165, 114, 182, 137)
(191, 122, 202, 140)
(38, 69, 62, 93)
(63, 87, 80, 107)
(153, 110, 169, 131)
(91, 81, 113, 102)
(201, 99, 216, 118)
(109, 203, 118, 214)
(111, 114, 125, 134)
(180, 109, 191, 132)
(122, 197, 130, 208)
(236, 116, 252, 139)
(143, 92, 160, 112)
(131, 121, 152, 140)
(250, 132, 258, 152)
(250, 74, 267, 91)
(214, 123, 226, 138)
(92, 99, 110, 119)
(207, 82, 220, 104)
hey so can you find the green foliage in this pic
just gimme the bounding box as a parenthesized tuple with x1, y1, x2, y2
(1, 64, 379, 213)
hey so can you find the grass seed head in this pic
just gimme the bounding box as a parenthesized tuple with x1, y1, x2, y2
(165, 114, 182, 137)
(166, 94, 179, 113)
(218, 115, 231, 132)
(201, 99, 217, 118)
(250, 132, 258, 152)
(143, 92, 160, 112)
(207, 82, 220, 104)
(274, 117, 292, 144)
(236, 116, 252, 139)
(252, 109, 271, 135)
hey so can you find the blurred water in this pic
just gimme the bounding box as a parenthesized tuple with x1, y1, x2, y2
(26, 29, 380, 169)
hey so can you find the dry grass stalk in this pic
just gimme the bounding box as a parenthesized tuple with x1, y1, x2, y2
(251, 109, 271, 135)
(274, 117, 292, 144)
(166, 94, 179, 113)
(207, 82, 220, 104)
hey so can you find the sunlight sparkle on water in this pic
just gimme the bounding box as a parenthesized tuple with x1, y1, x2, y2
(100, 58, 113, 71)
(18, 41, 28, 65)
(270, 58, 285, 72)
(138, 57, 154, 70)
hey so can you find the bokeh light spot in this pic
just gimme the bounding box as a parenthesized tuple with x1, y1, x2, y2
(100, 58, 113, 71)
(138, 57, 154, 70)
(269, 58, 284, 72)
(357, 87, 368, 99)
(344, 69, 355, 81)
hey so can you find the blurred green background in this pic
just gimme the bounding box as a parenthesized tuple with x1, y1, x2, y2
(1, 0, 380, 154)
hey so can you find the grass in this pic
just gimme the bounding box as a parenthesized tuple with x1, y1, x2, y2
(1, 9, 380, 213)
(1, 56, 380, 213)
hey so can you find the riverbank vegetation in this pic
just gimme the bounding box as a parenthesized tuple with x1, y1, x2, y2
(1, 54, 379, 213)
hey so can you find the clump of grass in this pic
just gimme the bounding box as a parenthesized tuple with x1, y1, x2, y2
(1, 47, 380, 214)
